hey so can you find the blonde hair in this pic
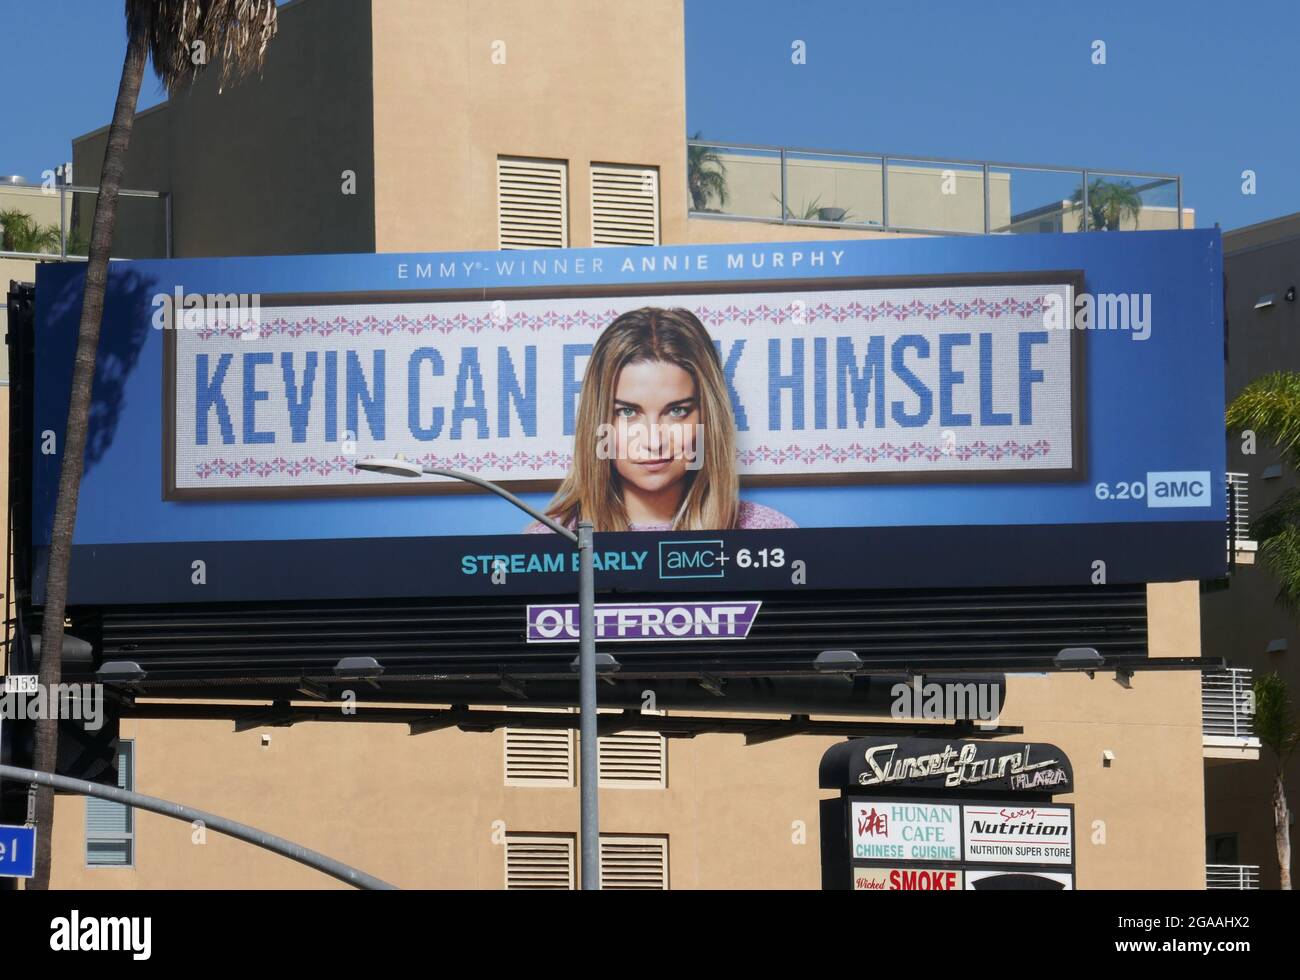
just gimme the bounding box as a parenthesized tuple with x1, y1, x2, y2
(544, 306, 739, 532)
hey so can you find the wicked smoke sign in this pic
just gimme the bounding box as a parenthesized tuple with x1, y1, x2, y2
(853, 866, 963, 891)
(819, 736, 1074, 794)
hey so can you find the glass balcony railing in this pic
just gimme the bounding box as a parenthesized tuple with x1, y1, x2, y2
(687, 141, 1184, 236)
(0, 175, 170, 260)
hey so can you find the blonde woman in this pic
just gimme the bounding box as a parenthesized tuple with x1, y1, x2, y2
(526, 306, 796, 533)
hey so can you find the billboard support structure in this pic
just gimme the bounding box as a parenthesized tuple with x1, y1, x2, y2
(355, 458, 602, 891)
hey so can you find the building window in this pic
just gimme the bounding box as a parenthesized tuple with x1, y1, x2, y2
(497, 156, 568, 249)
(503, 833, 669, 890)
(1207, 832, 1239, 864)
(590, 164, 661, 246)
(86, 739, 133, 868)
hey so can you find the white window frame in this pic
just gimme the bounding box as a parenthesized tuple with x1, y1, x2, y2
(85, 738, 134, 869)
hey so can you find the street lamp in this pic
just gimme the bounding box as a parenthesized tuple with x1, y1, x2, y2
(356, 457, 601, 890)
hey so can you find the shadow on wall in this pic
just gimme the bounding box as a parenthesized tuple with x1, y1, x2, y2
(44, 267, 156, 474)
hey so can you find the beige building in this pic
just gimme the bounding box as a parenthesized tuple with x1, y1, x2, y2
(4, 0, 1226, 889)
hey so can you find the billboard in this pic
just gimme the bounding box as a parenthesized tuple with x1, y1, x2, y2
(29, 231, 1225, 606)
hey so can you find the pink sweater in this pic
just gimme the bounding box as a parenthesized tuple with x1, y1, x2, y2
(524, 500, 797, 533)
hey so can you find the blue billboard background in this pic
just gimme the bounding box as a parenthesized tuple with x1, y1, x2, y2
(30, 230, 1225, 604)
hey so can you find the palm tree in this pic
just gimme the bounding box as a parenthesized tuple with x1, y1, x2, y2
(1227, 373, 1300, 611)
(687, 131, 728, 212)
(1227, 372, 1300, 889)
(0, 209, 62, 254)
(28, 0, 278, 891)
(1253, 673, 1298, 889)
(1071, 178, 1143, 231)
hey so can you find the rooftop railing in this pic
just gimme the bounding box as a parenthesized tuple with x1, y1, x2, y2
(687, 140, 1184, 236)
(0, 175, 170, 261)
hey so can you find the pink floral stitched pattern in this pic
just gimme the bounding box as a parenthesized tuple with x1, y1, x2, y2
(194, 296, 1047, 341)
(523, 500, 797, 533)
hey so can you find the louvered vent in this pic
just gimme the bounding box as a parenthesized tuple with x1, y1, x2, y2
(598, 731, 667, 789)
(600, 836, 668, 890)
(498, 157, 568, 250)
(591, 164, 660, 246)
(504, 708, 575, 786)
(504, 834, 575, 889)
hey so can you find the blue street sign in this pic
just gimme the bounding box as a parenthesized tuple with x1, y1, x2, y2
(0, 825, 36, 878)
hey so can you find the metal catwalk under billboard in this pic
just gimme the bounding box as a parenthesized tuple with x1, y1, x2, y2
(29, 230, 1225, 605)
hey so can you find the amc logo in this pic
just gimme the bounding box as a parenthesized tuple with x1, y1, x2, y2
(1146, 471, 1212, 508)
(658, 540, 726, 579)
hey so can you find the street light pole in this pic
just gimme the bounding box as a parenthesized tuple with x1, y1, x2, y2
(355, 458, 600, 889)
(576, 519, 599, 890)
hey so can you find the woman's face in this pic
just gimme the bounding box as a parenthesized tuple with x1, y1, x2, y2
(610, 359, 700, 498)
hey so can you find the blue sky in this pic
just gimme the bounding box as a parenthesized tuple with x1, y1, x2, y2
(2, 0, 1295, 230)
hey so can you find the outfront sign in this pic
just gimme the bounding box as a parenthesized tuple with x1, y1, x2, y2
(31, 231, 1225, 605)
(526, 600, 760, 642)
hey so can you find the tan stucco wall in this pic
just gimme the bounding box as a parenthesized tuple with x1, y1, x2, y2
(1, 184, 62, 382)
(45, 582, 1204, 890)
(370, 0, 688, 253)
(0, 183, 65, 236)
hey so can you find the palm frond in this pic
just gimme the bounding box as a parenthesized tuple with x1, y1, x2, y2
(1227, 372, 1300, 469)
(1254, 672, 1300, 763)
(0, 209, 62, 254)
(128, 0, 278, 95)
(1256, 522, 1300, 615)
